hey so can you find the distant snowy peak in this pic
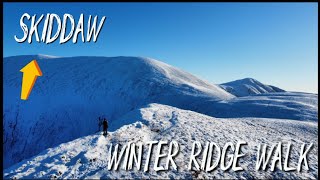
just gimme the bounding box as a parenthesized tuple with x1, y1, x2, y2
(220, 78, 285, 97)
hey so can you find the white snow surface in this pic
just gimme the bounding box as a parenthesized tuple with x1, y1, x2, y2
(4, 104, 318, 179)
(195, 92, 318, 121)
(3, 55, 318, 171)
(3, 55, 233, 168)
(220, 78, 285, 97)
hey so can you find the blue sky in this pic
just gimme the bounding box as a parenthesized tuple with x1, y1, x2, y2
(3, 3, 318, 93)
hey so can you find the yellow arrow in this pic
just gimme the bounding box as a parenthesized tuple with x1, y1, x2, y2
(20, 60, 42, 100)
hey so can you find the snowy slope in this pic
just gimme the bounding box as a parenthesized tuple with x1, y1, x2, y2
(220, 78, 285, 97)
(193, 92, 318, 121)
(3, 55, 318, 170)
(3, 55, 233, 168)
(4, 104, 318, 179)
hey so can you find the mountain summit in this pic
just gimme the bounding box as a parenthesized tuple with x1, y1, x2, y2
(3, 55, 233, 168)
(220, 78, 285, 97)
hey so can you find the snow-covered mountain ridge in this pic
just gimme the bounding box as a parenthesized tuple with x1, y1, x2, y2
(3, 55, 318, 170)
(3, 55, 233, 168)
(4, 104, 318, 179)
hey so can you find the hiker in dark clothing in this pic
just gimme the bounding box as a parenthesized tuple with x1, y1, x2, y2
(102, 118, 108, 136)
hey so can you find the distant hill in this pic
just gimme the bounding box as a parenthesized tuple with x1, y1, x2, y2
(220, 78, 285, 97)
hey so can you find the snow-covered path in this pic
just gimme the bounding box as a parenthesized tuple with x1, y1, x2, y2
(4, 104, 318, 179)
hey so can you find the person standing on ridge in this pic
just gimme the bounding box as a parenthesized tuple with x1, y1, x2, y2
(102, 118, 108, 136)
